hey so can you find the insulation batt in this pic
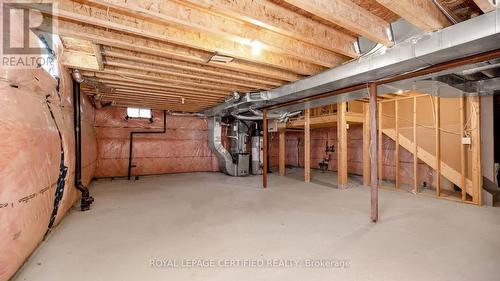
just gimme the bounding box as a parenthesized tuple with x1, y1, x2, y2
(0, 67, 97, 281)
(94, 108, 219, 177)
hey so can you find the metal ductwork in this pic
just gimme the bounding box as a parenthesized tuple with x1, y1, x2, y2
(204, 10, 500, 117)
(208, 116, 250, 176)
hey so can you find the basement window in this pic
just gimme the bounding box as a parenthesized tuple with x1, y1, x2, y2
(127, 107, 152, 119)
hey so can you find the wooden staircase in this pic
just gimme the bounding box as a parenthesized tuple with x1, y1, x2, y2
(382, 128, 473, 196)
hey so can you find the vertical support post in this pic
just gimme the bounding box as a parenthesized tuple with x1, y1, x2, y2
(378, 102, 383, 181)
(304, 108, 311, 183)
(369, 83, 378, 222)
(460, 97, 466, 201)
(470, 96, 482, 205)
(413, 96, 418, 193)
(395, 98, 400, 189)
(263, 109, 268, 188)
(279, 128, 286, 176)
(434, 96, 441, 197)
(363, 103, 371, 186)
(337, 102, 348, 188)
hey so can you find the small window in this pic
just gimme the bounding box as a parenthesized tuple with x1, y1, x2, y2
(127, 107, 152, 119)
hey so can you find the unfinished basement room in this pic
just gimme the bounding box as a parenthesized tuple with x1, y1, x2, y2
(2, 0, 500, 280)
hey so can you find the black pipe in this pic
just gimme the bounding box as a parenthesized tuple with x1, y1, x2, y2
(128, 110, 167, 180)
(73, 80, 94, 211)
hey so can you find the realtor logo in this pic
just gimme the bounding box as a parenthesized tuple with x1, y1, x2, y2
(1, 1, 56, 68)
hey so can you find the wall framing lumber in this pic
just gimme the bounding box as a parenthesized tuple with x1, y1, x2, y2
(470, 97, 482, 205)
(460, 97, 467, 201)
(279, 128, 286, 176)
(434, 96, 441, 197)
(378, 102, 383, 181)
(395, 98, 400, 189)
(337, 102, 348, 188)
(304, 109, 311, 183)
(413, 96, 418, 193)
(363, 103, 371, 186)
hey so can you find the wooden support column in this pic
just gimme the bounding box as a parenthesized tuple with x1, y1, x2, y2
(395, 98, 400, 189)
(337, 102, 348, 188)
(369, 84, 378, 222)
(413, 96, 418, 193)
(378, 102, 383, 181)
(460, 97, 466, 201)
(263, 109, 268, 188)
(363, 103, 371, 186)
(279, 128, 286, 176)
(304, 108, 311, 183)
(434, 96, 441, 197)
(470, 96, 482, 205)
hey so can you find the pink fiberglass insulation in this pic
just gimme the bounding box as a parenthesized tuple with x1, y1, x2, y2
(0, 66, 97, 281)
(269, 125, 435, 188)
(94, 108, 219, 177)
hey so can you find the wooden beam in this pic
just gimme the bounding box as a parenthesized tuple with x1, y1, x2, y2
(282, 0, 392, 46)
(395, 98, 400, 189)
(54, 19, 302, 82)
(279, 128, 286, 176)
(460, 97, 466, 201)
(103, 48, 284, 87)
(434, 96, 441, 197)
(263, 110, 268, 188)
(470, 96, 482, 205)
(375, 0, 451, 32)
(337, 102, 348, 188)
(369, 83, 378, 223)
(304, 109, 311, 183)
(81, 0, 347, 67)
(179, 0, 357, 57)
(363, 103, 370, 186)
(413, 96, 418, 193)
(52, 0, 325, 75)
(473, 0, 497, 13)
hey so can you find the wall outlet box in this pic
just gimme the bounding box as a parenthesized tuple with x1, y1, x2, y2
(462, 137, 472, 145)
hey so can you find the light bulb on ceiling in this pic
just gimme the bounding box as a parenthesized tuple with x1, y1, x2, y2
(251, 40, 262, 56)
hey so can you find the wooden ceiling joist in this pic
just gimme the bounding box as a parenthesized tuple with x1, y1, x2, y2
(82, 73, 229, 96)
(81, 0, 347, 68)
(92, 79, 228, 99)
(55, 20, 302, 82)
(179, 0, 358, 58)
(84, 67, 243, 92)
(473, 0, 497, 13)
(282, 0, 393, 46)
(103, 48, 284, 87)
(375, 0, 451, 32)
(103, 58, 271, 90)
(112, 89, 224, 102)
(55, 0, 325, 75)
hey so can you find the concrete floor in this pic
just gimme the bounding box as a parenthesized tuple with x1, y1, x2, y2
(14, 169, 500, 281)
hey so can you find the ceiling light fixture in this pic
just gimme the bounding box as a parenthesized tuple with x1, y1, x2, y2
(208, 53, 234, 63)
